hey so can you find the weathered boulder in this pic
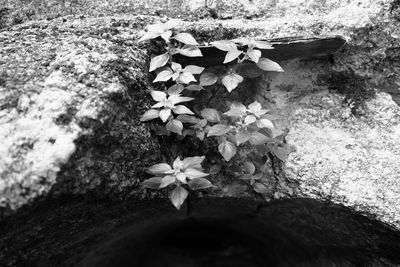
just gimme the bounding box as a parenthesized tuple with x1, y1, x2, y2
(0, 16, 160, 212)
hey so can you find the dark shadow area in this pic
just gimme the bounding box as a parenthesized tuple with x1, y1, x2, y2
(79, 198, 400, 267)
(2, 197, 398, 266)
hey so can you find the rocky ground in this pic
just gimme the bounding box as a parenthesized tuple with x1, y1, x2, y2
(1, 0, 400, 265)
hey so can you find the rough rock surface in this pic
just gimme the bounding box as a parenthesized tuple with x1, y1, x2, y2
(282, 91, 400, 228)
(181, 0, 400, 229)
(0, 0, 400, 232)
(0, 16, 160, 212)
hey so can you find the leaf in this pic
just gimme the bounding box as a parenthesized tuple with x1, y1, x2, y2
(256, 119, 274, 129)
(151, 90, 167, 102)
(189, 178, 213, 190)
(138, 31, 161, 43)
(177, 72, 196, 84)
(140, 109, 160, 121)
(171, 62, 182, 72)
(256, 58, 284, 72)
(201, 108, 221, 123)
(147, 163, 172, 175)
(178, 45, 203, 57)
(247, 49, 261, 63)
(160, 30, 172, 42)
(211, 40, 237, 51)
(166, 119, 183, 135)
(174, 33, 199, 45)
(223, 49, 242, 63)
(235, 131, 251, 145)
(222, 73, 243, 92)
(184, 168, 209, 179)
(244, 115, 257, 125)
(176, 114, 200, 124)
(232, 37, 251, 46)
(164, 19, 182, 29)
(195, 119, 208, 128)
(172, 157, 184, 169)
(147, 23, 165, 33)
(254, 40, 274, 49)
(247, 101, 262, 113)
(176, 173, 187, 183)
(207, 124, 231, 137)
(183, 65, 205, 74)
(172, 72, 180, 81)
(173, 105, 194, 115)
(249, 132, 269, 145)
(169, 95, 194, 104)
(159, 175, 176, 188)
(224, 102, 247, 118)
(253, 182, 269, 194)
(142, 177, 162, 189)
(170, 186, 188, 210)
(185, 84, 204, 91)
(199, 72, 218, 86)
(167, 84, 185, 95)
(149, 53, 169, 72)
(159, 108, 172, 122)
(243, 162, 256, 175)
(196, 130, 205, 140)
(182, 156, 205, 170)
(218, 141, 237, 162)
(153, 69, 174, 82)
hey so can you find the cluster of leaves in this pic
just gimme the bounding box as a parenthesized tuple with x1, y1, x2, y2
(139, 20, 293, 209)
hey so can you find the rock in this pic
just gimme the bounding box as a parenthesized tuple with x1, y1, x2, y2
(178, 0, 400, 229)
(281, 91, 400, 228)
(0, 0, 399, 234)
(1, 0, 400, 265)
(182, 0, 206, 10)
(0, 16, 160, 213)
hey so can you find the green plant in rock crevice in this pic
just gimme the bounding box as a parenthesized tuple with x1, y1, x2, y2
(138, 19, 294, 209)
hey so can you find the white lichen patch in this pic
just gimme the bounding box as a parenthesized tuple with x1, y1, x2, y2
(283, 92, 400, 228)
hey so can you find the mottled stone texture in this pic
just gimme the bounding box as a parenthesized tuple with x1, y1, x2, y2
(0, 16, 160, 212)
(179, 0, 400, 229)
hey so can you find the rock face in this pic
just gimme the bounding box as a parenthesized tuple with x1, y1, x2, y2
(0, 0, 400, 232)
(0, 17, 160, 212)
(1, 0, 400, 265)
(282, 91, 400, 228)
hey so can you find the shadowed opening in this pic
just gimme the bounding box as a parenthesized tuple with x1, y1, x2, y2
(79, 198, 400, 267)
